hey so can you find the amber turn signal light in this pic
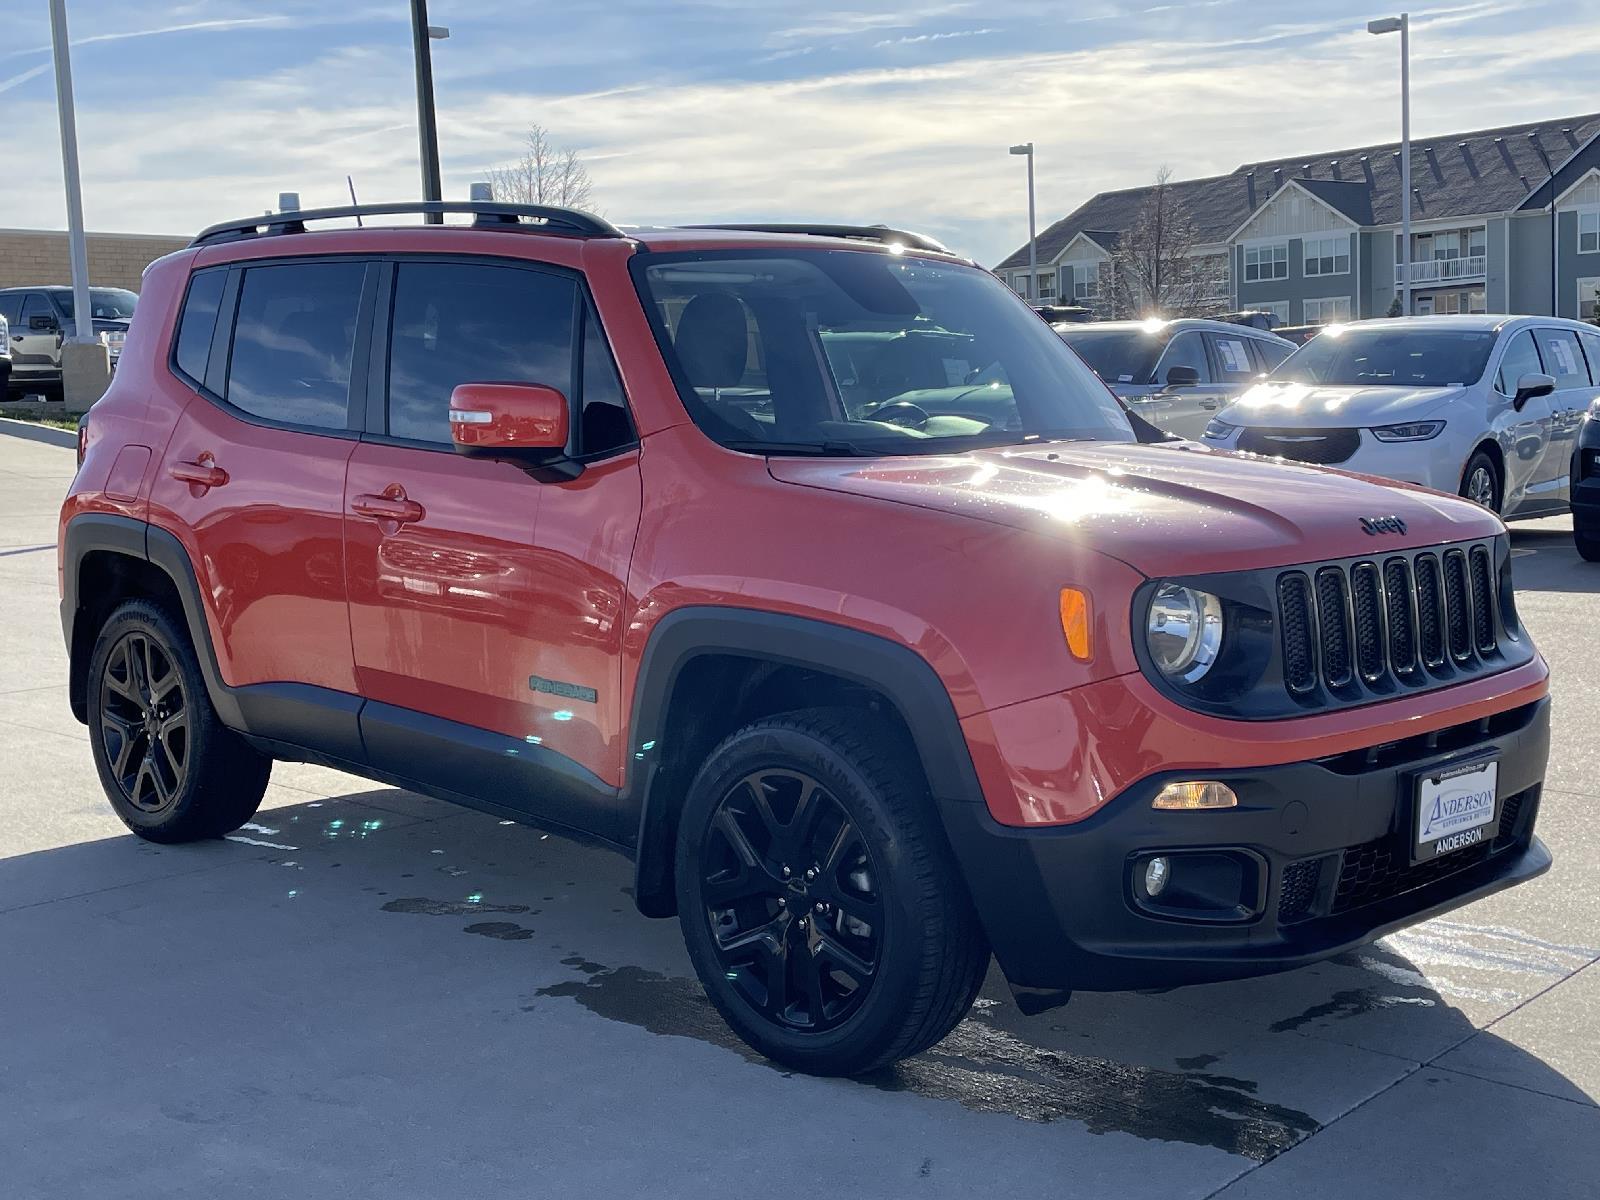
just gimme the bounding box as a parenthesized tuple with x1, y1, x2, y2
(1059, 588, 1092, 661)
(1152, 781, 1239, 811)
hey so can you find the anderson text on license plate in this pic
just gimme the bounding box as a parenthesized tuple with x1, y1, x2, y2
(1414, 759, 1499, 863)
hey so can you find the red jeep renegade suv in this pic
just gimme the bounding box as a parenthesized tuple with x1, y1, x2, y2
(60, 202, 1551, 1075)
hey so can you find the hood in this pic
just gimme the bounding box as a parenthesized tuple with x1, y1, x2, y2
(1221, 380, 1463, 429)
(767, 440, 1501, 576)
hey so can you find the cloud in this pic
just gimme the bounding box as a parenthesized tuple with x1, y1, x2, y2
(4, 0, 1600, 269)
(0, 63, 51, 96)
(2, 16, 289, 61)
(874, 28, 1000, 48)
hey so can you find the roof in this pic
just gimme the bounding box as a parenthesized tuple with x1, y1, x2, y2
(997, 110, 1600, 269)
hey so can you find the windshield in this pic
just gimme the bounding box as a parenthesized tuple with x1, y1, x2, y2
(634, 250, 1133, 455)
(1055, 327, 1165, 385)
(1270, 328, 1497, 387)
(54, 288, 138, 321)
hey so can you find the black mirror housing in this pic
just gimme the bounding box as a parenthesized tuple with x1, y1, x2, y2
(1165, 365, 1201, 388)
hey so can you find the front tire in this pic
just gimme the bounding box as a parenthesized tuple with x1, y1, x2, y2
(87, 600, 270, 842)
(674, 709, 989, 1075)
(1460, 450, 1502, 513)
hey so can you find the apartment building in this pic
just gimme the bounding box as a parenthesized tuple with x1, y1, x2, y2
(998, 111, 1600, 326)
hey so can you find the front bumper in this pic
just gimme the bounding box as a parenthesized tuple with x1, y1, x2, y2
(1573, 436, 1600, 529)
(942, 695, 1550, 992)
(1203, 425, 1461, 491)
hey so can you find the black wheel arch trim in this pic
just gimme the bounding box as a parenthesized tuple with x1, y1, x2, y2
(624, 606, 988, 918)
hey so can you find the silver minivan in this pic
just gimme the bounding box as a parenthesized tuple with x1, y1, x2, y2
(1055, 318, 1297, 439)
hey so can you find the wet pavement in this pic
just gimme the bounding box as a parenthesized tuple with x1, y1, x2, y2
(1, 431, 1597, 1197)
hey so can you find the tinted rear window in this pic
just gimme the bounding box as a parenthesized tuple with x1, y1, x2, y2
(173, 270, 227, 384)
(226, 262, 365, 430)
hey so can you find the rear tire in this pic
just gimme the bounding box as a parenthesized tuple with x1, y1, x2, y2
(674, 708, 989, 1075)
(86, 599, 270, 842)
(1459, 450, 1502, 513)
(1577, 527, 1600, 563)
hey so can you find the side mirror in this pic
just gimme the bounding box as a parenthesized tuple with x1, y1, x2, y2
(1513, 372, 1555, 411)
(1165, 365, 1201, 388)
(29, 314, 58, 332)
(449, 382, 574, 475)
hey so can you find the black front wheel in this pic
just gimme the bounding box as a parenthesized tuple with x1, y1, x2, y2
(675, 709, 989, 1075)
(87, 600, 270, 842)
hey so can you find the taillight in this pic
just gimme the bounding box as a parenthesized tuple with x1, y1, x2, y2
(76, 417, 89, 467)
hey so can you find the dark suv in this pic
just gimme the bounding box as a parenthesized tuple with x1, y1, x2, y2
(60, 202, 1551, 1074)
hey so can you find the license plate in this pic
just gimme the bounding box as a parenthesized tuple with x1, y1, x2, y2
(1414, 758, 1499, 863)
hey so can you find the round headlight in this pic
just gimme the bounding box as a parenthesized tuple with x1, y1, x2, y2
(1146, 584, 1224, 683)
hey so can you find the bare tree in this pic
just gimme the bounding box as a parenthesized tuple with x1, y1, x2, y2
(1109, 166, 1228, 318)
(485, 124, 596, 210)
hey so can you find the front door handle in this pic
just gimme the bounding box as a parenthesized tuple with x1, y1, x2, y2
(351, 490, 424, 525)
(1199, 399, 1221, 410)
(168, 457, 228, 489)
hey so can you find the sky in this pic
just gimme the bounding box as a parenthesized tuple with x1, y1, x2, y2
(4, 0, 1600, 267)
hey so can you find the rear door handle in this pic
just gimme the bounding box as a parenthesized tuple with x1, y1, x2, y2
(1200, 399, 1221, 410)
(168, 458, 228, 489)
(351, 491, 425, 525)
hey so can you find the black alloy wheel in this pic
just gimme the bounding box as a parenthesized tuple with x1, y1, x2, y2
(699, 768, 882, 1033)
(99, 630, 189, 814)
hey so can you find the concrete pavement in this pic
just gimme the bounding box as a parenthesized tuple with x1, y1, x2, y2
(1, 430, 1595, 1198)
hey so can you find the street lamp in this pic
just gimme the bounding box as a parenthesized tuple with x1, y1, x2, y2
(411, 1, 450, 223)
(1368, 13, 1411, 316)
(1010, 143, 1037, 302)
(47, 0, 92, 344)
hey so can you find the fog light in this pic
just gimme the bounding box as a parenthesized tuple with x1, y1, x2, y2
(1144, 856, 1170, 897)
(1153, 781, 1238, 811)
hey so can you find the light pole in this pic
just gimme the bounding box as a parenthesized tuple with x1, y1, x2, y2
(1368, 14, 1410, 316)
(410, 1, 450, 223)
(47, 0, 92, 344)
(1010, 143, 1037, 302)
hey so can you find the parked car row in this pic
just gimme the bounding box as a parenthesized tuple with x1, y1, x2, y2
(0, 285, 137, 399)
(1057, 315, 1600, 530)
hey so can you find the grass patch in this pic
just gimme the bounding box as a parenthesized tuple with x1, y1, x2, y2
(1, 412, 81, 431)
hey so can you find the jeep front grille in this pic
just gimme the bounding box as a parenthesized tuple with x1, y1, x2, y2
(1276, 540, 1504, 703)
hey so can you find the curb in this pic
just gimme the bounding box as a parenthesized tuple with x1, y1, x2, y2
(0, 417, 78, 449)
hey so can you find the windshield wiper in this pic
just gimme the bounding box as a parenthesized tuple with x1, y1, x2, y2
(720, 440, 878, 457)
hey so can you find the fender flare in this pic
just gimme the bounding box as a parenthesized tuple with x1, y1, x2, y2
(61, 513, 245, 729)
(624, 606, 987, 916)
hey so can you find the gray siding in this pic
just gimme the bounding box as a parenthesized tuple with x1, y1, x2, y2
(1236, 234, 1358, 323)
(1485, 217, 1509, 313)
(1360, 230, 1396, 317)
(1508, 214, 1554, 315)
(1556, 208, 1600, 318)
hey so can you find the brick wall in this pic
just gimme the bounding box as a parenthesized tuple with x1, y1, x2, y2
(0, 228, 190, 292)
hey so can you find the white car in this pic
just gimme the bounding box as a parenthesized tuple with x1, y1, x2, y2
(1201, 316, 1600, 517)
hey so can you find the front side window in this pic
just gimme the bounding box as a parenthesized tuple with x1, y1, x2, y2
(226, 261, 365, 430)
(1274, 328, 1499, 387)
(0, 293, 21, 327)
(1154, 332, 1210, 385)
(386, 262, 576, 445)
(1579, 209, 1599, 254)
(636, 249, 1133, 455)
(19, 292, 55, 330)
(1244, 242, 1288, 282)
(1302, 235, 1350, 277)
(579, 309, 636, 456)
(173, 270, 227, 385)
(1534, 328, 1587, 388)
(1303, 296, 1352, 325)
(1494, 330, 1544, 394)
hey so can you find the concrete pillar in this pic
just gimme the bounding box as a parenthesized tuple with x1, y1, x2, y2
(62, 341, 111, 413)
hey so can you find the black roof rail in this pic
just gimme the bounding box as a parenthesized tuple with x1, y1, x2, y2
(682, 223, 952, 254)
(191, 200, 623, 246)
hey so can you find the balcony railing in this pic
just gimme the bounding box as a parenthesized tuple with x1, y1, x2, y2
(1396, 255, 1486, 284)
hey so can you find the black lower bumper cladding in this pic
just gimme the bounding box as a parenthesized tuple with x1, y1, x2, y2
(941, 696, 1551, 992)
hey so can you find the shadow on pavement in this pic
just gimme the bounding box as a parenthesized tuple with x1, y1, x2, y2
(2, 788, 1593, 1195)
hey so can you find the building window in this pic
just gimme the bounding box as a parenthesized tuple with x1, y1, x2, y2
(1037, 274, 1055, 300)
(1254, 300, 1290, 325)
(1243, 242, 1289, 282)
(1580, 210, 1600, 254)
(1303, 235, 1350, 277)
(1580, 277, 1600, 321)
(1074, 261, 1106, 301)
(1303, 296, 1352, 325)
(1011, 274, 1030, 298)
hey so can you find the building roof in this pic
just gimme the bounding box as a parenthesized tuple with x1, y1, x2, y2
(997, 110, 1600, 269)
